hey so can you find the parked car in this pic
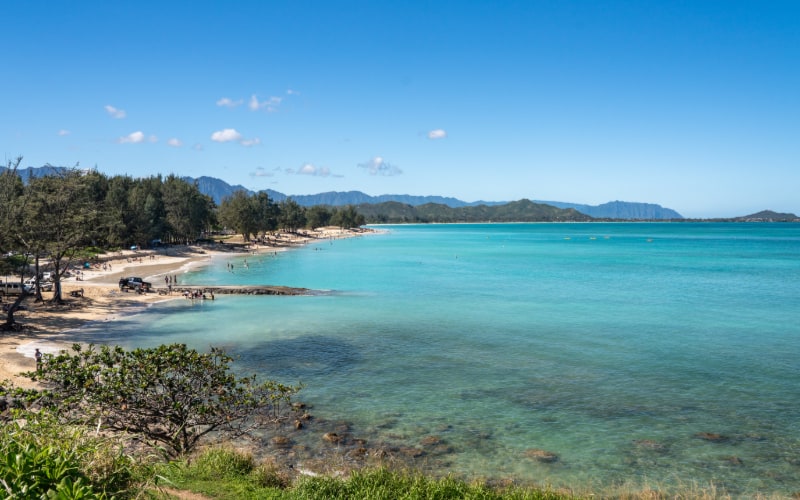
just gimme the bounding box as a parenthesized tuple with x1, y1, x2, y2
(118, 277, 152, 292)
(24, 278, 53, 292)
(0, 281, 27, 297)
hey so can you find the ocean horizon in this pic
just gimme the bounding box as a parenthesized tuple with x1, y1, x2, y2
(72, 222, 800, 497)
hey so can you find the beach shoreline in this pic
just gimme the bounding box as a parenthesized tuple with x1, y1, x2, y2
(0, 227, 369, 388)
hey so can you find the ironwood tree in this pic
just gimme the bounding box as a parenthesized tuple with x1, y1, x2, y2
(20, 169, 98, 304)
(30, 343, 301, 458)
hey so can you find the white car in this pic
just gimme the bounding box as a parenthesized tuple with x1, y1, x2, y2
(24, 278, 53, 292)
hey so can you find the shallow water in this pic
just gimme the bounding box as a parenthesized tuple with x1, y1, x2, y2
(76, 223, 800, 496)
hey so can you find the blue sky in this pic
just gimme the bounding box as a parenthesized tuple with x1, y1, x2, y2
(3, 1, 798, 218)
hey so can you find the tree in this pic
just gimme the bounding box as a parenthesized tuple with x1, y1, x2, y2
(127, 176, 166, 248)
(305, 205, 332, 230)
(252, 191, 278, 236)
(331, 205, 365, 229)
(278, 199, 306, 233)
(219, 191, 278, 241)
(102, 174, 136, 247)
(31, 343, 301, 458)
(0, 156, 25, 254)
(20, 170, 98, 304)
(218, 190, 260, 241)
(162, 175, 216, 244)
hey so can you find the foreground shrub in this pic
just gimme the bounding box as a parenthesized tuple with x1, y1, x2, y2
(0, 410, 144, 498)
(29, 343, 301, 458)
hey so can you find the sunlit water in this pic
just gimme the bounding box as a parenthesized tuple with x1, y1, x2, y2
(74, 223, 800, 497)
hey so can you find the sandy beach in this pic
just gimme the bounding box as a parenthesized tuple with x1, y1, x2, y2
(0, 228, 364, 389)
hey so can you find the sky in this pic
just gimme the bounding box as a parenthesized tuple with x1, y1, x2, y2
(2, 1, 798, 218)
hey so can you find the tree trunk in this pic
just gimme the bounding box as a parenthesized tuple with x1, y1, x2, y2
(33, 255, 43, 302)
(1, 293, 28, 332)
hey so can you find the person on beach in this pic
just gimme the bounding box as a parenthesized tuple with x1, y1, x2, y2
(35, 348, 42, 372)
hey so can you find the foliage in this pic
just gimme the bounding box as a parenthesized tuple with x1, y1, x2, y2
(159, 445, 292, 498)
(0, 157, 25, 255)
(293, 468, 560, 500)
(330, 205, 366, 229)
(162, 174, 217, 243)
(218, 190, 277, 241)
(160, 447, 575, 500)
(278, 200, 307, 232)
(19, 169, 99, 303)
(0, 409, 145, 499)
(304, 205, 332, 230)
(29, 343, 301, 458)
(355, 199, 593, 224)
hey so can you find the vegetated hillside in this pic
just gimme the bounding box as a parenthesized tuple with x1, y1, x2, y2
(179, 176, 681, 219)
(733, 210, 800, 222)
(7, 167, 681, 219)
(537, 200, 683, 219)
(356, 199, 593, 223)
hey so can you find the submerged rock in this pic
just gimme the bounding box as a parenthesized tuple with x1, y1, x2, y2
(271, 436, 292, 448)
(420, 435, 443, 447)
(322, 432, 342, 443)
(396, 446, 425, 458)
(524, 448, 559, 463)
(633, 439, 667, 451)
(723, 456, 744, 465)
(694, 432, 729, 442)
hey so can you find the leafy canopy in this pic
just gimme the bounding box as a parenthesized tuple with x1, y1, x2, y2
(30, 343, 301, 458)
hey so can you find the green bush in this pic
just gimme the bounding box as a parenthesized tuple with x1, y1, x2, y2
(0, 410, 145, 498)
(30, 343, 301, 458)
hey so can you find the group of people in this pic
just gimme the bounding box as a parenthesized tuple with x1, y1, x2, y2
(183, 289, 213, 300)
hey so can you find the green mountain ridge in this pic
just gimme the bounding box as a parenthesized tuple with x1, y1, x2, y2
(356, 199, 593, 223)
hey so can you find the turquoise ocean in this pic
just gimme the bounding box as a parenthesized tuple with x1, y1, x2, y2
(76, 223, 800, 496)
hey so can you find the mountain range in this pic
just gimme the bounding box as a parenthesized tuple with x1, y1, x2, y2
(185, 175, 685, 220)
(15, 164, 799, 220)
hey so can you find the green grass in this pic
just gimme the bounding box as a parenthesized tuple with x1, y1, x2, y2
(155, 446, 574, 500)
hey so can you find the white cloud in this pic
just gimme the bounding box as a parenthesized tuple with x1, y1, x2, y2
(297, 163, 331, 177)
(192, 143, 204, 151)
(286, 89, 300, 95)
(104, 105, 126, 119)
(210, 128, 261, 146)
(248, 95, 260, 111)
(211, 128, 243, 143)
(428, 128, 447, 140)
(216, 97, 243, 108)
(57, 129, 70, 136)
(249, 94, 282, 112)
(167, 138, 183, 147)
(250, 167, 274, 178)
(118, 131, 145, 144)
(357, 156, 403, 176)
